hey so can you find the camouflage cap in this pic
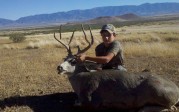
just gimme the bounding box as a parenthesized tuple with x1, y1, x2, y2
(100, 24, 116, 34)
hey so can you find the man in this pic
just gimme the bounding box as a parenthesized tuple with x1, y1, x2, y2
(77, 24, 126, 71)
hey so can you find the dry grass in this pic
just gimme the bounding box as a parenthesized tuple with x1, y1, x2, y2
(1, 27, 179, 57)
(0, 20, 179, 112)
(0, 48, 75, 108)
(123, 42, 179, 57)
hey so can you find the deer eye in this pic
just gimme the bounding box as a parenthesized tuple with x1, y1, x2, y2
(69, 59, 77, 65)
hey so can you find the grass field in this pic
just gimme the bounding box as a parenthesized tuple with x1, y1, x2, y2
(0, 20, 179, 112)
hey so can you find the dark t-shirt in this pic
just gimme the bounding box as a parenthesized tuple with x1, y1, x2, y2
(95, 40, 124, 69)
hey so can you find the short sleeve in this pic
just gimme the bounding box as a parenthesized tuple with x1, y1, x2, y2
(108, 41, 121, 56)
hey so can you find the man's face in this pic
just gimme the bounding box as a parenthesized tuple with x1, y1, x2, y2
(101, 30, 115, 46)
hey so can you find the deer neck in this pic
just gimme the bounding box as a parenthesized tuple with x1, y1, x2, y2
(73, 63, 89, 75)
(73, 60, 99, 75)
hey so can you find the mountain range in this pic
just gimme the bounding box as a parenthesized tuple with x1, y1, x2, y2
(0, 2, 179, 28)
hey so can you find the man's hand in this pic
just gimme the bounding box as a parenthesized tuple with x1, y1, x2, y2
(76, 53, 86, 62)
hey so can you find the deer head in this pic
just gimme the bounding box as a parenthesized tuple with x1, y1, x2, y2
(54, 24, 94, 74)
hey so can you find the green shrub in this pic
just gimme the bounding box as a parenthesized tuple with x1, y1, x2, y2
(9, 33, 26, 43)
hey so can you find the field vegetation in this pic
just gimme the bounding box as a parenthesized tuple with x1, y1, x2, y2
(0, 19, 179, 112)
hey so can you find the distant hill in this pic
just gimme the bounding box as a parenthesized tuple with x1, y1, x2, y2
(0, 18, 14, 25)
(117, 13, 142, 20)
(84, 13, 142, 24)
(0, 2, 179, 29)
(85, 16, 125, 24)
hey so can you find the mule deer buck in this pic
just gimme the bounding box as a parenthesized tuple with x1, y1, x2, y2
(54, 25, 179, 112)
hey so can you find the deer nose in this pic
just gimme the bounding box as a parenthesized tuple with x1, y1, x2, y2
(57, 66, 63, 71)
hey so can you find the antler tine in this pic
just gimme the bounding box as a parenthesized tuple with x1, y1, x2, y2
(77, 24, 94, 54)
(81, 24, 90, 44)
(88, 24, 94, 45)
(59, 25, 62, 39)
(68, 29, 75, 45)
(54, 33, 69, 50)
(54, 25, 72, 55)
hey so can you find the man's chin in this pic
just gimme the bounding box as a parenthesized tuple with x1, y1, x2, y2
(103, 42, 110, 47)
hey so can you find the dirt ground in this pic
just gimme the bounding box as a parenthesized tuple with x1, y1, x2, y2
(125, 56, 179, 86)
(0, 55, 179, 112)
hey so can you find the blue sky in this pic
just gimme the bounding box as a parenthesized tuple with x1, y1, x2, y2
(0, 0, 179, 20)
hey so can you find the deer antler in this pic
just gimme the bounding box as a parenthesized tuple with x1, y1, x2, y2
(76, 24, 94, 55)
(54, 25, 75, 55)
(54, 24, 94, 55)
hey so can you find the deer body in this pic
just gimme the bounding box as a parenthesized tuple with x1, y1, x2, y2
(54, 25, 179, 111)
(68, 66, 179, 110)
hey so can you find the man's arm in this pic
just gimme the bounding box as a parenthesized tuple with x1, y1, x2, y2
(79, 52, 115, 64)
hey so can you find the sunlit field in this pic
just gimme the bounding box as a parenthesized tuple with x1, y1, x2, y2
(0, 20, 179, 112)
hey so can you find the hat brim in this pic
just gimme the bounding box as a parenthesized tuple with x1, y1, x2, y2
(100, 29, 113, 34)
